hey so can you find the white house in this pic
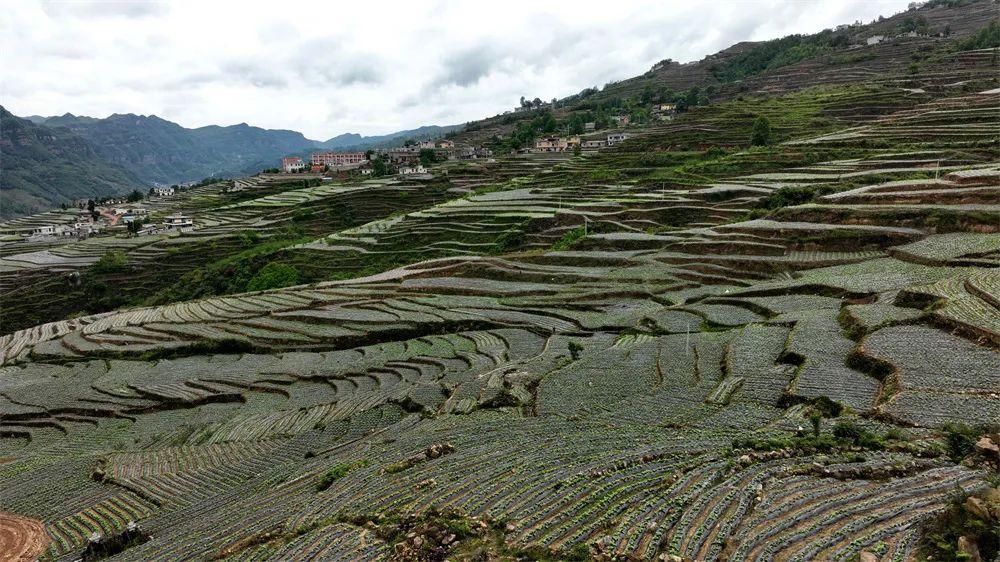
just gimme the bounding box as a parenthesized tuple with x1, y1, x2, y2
(398, 164, 427, 175)
(607, 133, 632, 146)
(164, 215, 193, 229)
(866, 35, 885, 45)
(151, 187, 175, 197)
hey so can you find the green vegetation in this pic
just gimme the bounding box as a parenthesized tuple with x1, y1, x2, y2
(955, 20, 1000, 51)
(749, 115, 773, 146)
(710, 29, 851, 82)
(91, 250, 129, 274)
(245, 262, 301, 292)
(920, 489, 999, 561)
(550, 227, 587, 251)
(148, 230, 312, 304)
(316, 461, 368, 492)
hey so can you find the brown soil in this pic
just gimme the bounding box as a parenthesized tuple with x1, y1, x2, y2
(0, 511, 49, 562)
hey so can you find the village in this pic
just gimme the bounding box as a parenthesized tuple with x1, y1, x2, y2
(276, 105, 666, 176)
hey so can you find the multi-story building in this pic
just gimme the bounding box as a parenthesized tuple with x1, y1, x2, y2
(311, 151, 366, 169)
(535, 137, 568, 152)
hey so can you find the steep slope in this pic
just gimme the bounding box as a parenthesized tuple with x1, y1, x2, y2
(0, 107, 140, 218)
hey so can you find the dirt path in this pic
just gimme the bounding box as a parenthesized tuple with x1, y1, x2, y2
(0, 512, 49, 562)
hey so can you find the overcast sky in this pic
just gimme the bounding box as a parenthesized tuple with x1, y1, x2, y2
(2, 0, 913, 139)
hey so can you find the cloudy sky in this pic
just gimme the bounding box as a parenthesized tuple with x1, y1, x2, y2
(2, 0, 913, 139)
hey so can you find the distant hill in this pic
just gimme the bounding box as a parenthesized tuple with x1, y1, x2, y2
(22, 113, 460, 188)
(0, 107, 140, 218)
(318, 124, 462, 150)
(34, 113, 320, 186)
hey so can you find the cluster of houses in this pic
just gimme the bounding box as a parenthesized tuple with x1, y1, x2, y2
(530, 132, 633, 153)
(12, 202, 195, 241)
(281, 139, 493, 176)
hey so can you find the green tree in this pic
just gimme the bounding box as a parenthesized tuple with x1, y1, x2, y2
(808, 411, 822, 437)
(371, 157, 390, 177)
(246, 262, 301, 292)
(92, 250, 128, 274)
(419, 148, 438, 167)
(750, 115, 773, 146)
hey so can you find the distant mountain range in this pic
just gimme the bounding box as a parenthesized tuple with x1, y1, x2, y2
(1, 109, 459, 218)
(1, 107, 141, 219)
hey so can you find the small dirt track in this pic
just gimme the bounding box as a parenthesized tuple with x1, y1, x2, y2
(0, 512, 49, 562)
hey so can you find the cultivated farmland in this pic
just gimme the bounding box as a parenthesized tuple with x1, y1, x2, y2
(1, 4, 998, 562)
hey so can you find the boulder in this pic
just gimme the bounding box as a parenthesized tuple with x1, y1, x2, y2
(957, 535, 982, 562)
(975, 435, 999, 461)
(859, 551, 878, 562)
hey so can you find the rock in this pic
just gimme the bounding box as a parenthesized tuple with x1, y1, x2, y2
(966, 496, 991, 521)
(859, 551, 878, 562)
(975, 435, 999, 460)
(957, 535, 982, 562)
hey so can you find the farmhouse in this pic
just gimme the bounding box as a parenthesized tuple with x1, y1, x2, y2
(151, 187, 175, 197)
(582, 139, 607, 150)
(282, 156, 305, 172)
(534, 136, 580, 153)
(163, 214, 193, 229)
(607, 132, 632, 146)
(388, 148, 420, 165)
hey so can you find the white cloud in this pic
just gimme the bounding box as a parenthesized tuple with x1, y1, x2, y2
(1, 0, 912, 139)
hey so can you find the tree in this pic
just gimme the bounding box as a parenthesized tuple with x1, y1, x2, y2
(126, 189, 143, 203)
(750, 116, 773, 146)
(371, 157, 390, 177)
(87, 199, 96, 213)
(419, 148, 438, 167)
(246, 262, 300, 292)
(92, 250, 128, 274)
(808, 411, 822, 437)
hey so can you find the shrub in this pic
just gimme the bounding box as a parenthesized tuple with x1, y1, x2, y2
(568, 341, 584, 361)
(245, 262, 300, 292)
(551, 227, 587, 251)
(316, 463, 356, 492)
(832, 420, 864, 442)
(91, 250, 128, 274)
(942, 423, 980, 460)
(235, 230, 260, 247)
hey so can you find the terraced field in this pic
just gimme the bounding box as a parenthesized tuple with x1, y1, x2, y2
(2, 17, 999, 562)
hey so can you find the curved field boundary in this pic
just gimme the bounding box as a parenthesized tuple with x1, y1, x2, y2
(0, 511, 49, 562)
